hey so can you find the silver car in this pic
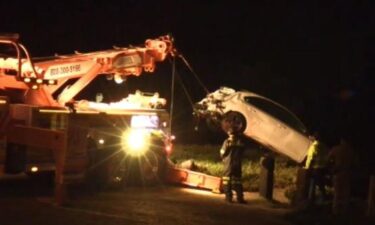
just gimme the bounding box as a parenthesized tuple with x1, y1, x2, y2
(194, 87, 313, 163)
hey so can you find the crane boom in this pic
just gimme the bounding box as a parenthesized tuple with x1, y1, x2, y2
(0, 34, 175, 106)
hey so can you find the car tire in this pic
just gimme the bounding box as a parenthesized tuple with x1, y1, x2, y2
(221, 111, 247, 134)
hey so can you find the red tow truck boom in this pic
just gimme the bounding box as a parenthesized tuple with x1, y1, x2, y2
(0, 34, 174, 106)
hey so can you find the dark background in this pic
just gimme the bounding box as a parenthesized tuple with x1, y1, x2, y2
(1, 0, 373, 166)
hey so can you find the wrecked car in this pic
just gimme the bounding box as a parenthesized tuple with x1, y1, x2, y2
(194, 87, 313, 163)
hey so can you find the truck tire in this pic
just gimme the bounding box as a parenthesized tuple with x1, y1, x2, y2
(85, 138, 118, 190)
(139, 150, 167, 185)
(121, 150, 167, 187)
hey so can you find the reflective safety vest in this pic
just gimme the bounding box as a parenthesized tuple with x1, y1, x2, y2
(304, 140, 329, 169)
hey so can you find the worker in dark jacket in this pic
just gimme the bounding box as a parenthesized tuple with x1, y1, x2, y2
(220, 132, 247, 203)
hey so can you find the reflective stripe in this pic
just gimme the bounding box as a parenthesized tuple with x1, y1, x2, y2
(222, 176, 230, 181)
(222, 176, 242, 184)
(232, 177, 242, 184)
(304, 140, 318, 169)
(232, 180, 242, 184)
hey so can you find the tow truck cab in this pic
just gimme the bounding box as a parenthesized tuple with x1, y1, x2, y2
(0, 101, 172, 185)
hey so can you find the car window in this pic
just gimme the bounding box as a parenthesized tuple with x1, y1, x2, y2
(244, 96, 307, 134)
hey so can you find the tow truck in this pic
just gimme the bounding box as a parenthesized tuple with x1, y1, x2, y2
(0, 34, 222, 204)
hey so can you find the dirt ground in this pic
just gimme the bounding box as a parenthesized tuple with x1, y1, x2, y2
(0, 175, 293, 225)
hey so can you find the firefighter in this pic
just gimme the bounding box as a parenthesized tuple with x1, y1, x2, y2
(220, 131, 247, 203)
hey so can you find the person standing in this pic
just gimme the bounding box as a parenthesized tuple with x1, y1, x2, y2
(304, 138, 330, 203)
(220, 131, 247, 203)
(328, 137, 355, 215)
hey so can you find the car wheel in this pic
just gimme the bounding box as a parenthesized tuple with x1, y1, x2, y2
(221, 111, 247, 134)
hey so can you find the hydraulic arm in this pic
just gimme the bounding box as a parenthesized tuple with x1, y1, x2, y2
(0, 34, 175, 106)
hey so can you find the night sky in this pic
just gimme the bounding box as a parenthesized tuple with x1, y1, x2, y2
(1, 1, 373, 157)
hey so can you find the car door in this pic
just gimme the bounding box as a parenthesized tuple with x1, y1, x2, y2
(240, 93, 312, 163)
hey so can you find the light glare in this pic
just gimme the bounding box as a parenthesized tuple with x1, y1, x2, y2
(123, 129, 150, 156)
(131, 115, 159, 128)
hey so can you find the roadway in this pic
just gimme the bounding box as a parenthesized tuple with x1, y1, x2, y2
(0, 175, 292, 225)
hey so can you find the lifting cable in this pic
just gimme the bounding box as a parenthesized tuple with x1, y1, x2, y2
(169, 52, 210, 132)
(176, 69, 196, 109)
(169, 56, 176, 132)
(168, 57, 196, 110)
(178, 54, 210, 95)
(169, 56, 197, 132)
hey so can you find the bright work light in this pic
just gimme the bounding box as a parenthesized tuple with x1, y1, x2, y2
(122, 128, 150, 156)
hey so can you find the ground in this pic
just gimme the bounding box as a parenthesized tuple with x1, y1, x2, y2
(1, 175, 374, 225)
(0, 175, 292, 225)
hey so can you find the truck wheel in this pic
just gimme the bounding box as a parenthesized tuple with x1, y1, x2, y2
(121, 149, 167, 187)
(4, 142, 26, 174)
(139, 150, 167, 185)
(85, 138, 119, 190)
(221, 111, 246, 134)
